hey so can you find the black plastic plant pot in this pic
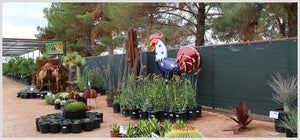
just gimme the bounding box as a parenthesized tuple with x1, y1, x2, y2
(187, 107, 197, 121)
(112, 103, 121, 113)
(167, 111, 176, 123)
(285, 129, 297, 137)
(196, 105, 202, 118)
(93, 118, 101, 129)
(39, 123, 50, 133)
(60, 123, 71, 134)
(274, 109, 287, 133)
(63, 110, 87, 119)
(148, 110, 159, 119)
(49, 123, 60, 133)
(36, 94, 40, 98)
(54, 103, 61, 110)
(36, 118, 40, 131)
(122, 108, 130, 117)
(175, 111, 187, 123)
(139, 110, 148, 120)
(158, 110, 166, 122)
(71, 121, 82, 133)
(130, 108, 139, 120)
(95, 113, 103, 123)
(40, 94, 45, 99)
(82, 120, 94, 131)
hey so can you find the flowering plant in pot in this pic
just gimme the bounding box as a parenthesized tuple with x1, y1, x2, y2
(110, 123, 120, 137)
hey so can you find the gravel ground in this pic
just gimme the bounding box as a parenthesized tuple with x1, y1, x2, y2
(2, 76, 286, 138)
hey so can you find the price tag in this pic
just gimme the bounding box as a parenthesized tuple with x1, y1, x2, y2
(189, 111, 193, 113)
(30, 87, 33, 92)
(47, 92, 51, 96)
(164, 113, 168, 115)
(176, 115, 179, 117)
(196, 110, 199, 113)
(119, 125, 127, 134)
(132, 112, 136, 115)
(145, 99, 148, 105)
(170, 114, 173, 117)
(269, 111, 279, 119)
(88, 82, 90, 86)
(52, 94, 55, 99)
(151, 132, 159, 138)
(151, 115, 155, 118)
(62, 126, 66, 129)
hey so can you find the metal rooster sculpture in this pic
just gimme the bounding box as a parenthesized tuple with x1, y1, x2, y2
(149, 32, 201, 80)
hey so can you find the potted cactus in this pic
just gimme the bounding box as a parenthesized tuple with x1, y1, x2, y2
(54, 99, 61, 110)
(110, 123, 120, 137)
(71, 120, 82, 133)
(64, 101, 87, 119)
(82, 118, 94, 131)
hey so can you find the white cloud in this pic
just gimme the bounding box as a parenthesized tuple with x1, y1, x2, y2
(2, 2, 51, 39)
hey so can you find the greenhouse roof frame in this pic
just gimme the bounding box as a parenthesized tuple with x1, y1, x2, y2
(2, 38, 65, 56)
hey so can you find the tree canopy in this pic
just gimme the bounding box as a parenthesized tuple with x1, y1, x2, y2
(35, 2, 297, 56)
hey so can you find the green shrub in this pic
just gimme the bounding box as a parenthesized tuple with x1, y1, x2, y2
(65, 101, 86, 111)
(64, 99, 77, 107)
(45, 95, 55, 105)
(164, 127, 204, 138)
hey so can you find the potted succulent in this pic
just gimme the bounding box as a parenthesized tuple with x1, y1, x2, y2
(60, 120, 71, 134)
(60, 100, 66, 111)
(38, 117, 50, 133)
(110, 123, 120, 138)
(71, 120, 82, 133)
(112, 94, 121, 113)
(54, 99, 61, 110)
(268, 73, 297, 133)
(49, 119, 60, 133)
(278, 107, 298, 137)
(82, 118, 94, 131)
(92, 116, 101, 129)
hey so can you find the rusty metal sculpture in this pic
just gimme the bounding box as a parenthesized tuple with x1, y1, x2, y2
(125, 27, 140, 74)
(83, 89, 98, 110)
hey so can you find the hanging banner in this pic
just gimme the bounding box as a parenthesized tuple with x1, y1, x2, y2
(46, 42, 64, 54)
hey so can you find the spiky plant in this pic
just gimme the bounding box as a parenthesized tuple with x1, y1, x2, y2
(164, 127, 204, 138)
(278, 107, 298, 132)
(228, 102, 257, 134)
(268, 73, 297, 112)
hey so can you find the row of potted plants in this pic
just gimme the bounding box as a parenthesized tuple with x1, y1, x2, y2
(17, 86, 50, 99)
(113, 74, 201, 123)
(110, 118, 204, 138)
(3, 55, 37, 85)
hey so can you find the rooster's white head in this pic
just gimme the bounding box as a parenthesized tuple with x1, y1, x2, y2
(149, 32, 167, 61)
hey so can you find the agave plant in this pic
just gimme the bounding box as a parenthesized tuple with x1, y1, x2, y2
(228, 102, 257, 134)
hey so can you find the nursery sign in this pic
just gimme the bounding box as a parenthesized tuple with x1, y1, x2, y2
(269, 111, 279, 119)
(119, 126, 127, 134)
(46, 42, 64, 54)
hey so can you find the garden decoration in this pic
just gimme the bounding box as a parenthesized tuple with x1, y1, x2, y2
(228, 102, 257, 134)
(83, 88, 98, 110)
(149, 32, 201, 80)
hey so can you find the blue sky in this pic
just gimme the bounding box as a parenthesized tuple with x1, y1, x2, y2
(2, 2, 52, 38)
